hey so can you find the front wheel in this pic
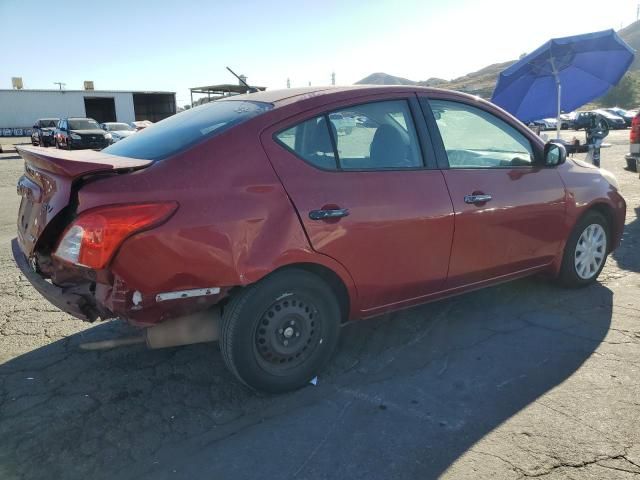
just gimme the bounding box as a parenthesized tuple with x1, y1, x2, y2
(219, 269, 341, 393)
(558, 211, 609, 287)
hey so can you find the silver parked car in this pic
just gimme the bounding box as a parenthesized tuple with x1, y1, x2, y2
(100, 122, 135, 143)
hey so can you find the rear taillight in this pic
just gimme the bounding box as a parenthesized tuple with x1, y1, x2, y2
(630, 115, 640, 144)
(54, 202, 178, 269)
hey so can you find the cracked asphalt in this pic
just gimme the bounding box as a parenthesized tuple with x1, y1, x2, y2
(0, 130, 639, 479)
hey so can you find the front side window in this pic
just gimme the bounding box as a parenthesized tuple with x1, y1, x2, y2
(104, 100, 273, 160)
(430, 100, 534, 168)
(275, 99, 423, 170)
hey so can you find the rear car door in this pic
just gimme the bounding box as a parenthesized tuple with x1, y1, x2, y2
(261, 94, 454, 313)
(420, 95, 567, 289)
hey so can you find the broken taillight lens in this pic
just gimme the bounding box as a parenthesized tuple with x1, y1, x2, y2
(54, 202, 178, 269)
(630, 115, 640, 144)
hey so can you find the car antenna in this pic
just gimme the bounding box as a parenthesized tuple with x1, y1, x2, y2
(226, 67, 258, 93)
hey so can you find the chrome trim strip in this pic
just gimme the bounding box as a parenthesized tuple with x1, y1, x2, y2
(155, 287, 221, 303)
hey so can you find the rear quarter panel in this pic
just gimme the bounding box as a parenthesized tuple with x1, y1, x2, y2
(76, 122, 358, 324)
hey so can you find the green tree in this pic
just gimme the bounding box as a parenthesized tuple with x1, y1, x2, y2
(598, 74, 636, 107)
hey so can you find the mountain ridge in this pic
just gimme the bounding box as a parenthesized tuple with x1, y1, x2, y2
(355, 21, 640, 101)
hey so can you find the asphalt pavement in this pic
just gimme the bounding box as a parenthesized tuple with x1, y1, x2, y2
(0, 130, 639, 479)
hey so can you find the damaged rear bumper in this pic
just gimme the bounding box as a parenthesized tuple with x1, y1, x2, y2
(11, 238, 102, 322)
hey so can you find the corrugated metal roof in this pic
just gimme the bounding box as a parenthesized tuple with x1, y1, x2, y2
(0, 89, 175, 94)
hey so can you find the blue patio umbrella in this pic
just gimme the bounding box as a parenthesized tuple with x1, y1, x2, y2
(491, 29, 635, 137)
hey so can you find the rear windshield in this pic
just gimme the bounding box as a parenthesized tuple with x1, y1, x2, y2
(39, 119, 58, 128)
(103, 100, 273, 160)
(69, 119, 101, 130)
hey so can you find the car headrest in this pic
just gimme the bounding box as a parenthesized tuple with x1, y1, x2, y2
(307, 117, 337, 156)
(370, 124, 405, 167)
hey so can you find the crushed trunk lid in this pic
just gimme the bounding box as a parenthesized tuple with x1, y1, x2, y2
(16, 146, 152, 257)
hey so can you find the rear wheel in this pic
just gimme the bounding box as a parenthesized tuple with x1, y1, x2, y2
(558, 211, 609, 287)
(626, 156, 638, 171)
(219, 269, 341, 393)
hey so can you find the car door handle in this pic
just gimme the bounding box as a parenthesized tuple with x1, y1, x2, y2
(309, 208, 350, 220)
(464, 194, 492, 204)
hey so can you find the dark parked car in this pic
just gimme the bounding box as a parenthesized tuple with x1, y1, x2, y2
(30, 118, 59, 147)
(604, 107, 634, 127)
(13, 86, 626, 392)
(54, 117, 111, 150)
(574, 110, 626, 130)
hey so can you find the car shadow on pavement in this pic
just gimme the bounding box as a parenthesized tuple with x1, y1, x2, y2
(0, 278, 613, 480)
(612, 206, 640, 273)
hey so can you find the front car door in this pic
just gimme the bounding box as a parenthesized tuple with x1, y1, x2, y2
(419, 94, 567, 289)
(262, 93, 454, 315)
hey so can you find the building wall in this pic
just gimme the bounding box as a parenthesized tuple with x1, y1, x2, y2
(0, 90, 137, 129)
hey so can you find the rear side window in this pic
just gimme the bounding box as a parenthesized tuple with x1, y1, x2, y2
(277, 117, 337, 169)
(275, 100, 423, 171)
(104, 100, 273, 160)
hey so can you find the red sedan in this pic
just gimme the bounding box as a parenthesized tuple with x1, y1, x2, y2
(13, 86, 626, 392)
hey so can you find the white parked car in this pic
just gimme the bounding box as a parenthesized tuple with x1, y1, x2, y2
(100, 122, 135, 143)
(529, 118, 558, 131)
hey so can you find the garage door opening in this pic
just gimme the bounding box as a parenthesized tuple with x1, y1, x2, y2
(133, 93, 176, 122)
(84, 97, 116, 124)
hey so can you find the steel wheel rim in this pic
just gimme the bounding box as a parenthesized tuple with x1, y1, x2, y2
(574, 223, 606, 280)
(254, 294, 322, 374)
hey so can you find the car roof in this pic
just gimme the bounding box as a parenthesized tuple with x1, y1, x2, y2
(38, 118, 59, 121)
(220, 85, 467, 107)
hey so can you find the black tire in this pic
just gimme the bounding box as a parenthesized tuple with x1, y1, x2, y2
(626, 157, 638, 171)
(558, 211, 609, 288)
(55, 139, 60, 149)
(219, 269, 341, 393)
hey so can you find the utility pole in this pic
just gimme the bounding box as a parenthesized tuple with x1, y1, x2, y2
(287, 78, 291, 88)
(331, 71, 335, 85)
(53, 82, 65, 91)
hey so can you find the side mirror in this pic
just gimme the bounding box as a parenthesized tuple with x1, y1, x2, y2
(544, 142, 566, 166)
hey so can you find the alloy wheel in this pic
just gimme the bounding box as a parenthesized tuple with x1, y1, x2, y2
(574, 223, 606, 280)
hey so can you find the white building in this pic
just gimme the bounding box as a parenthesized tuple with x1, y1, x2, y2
(0, 89, 176, 135)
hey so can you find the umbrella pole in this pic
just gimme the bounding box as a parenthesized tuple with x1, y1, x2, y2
(550, 57, 562, 140)
(555, 78, 562, 139)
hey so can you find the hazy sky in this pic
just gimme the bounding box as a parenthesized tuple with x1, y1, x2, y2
(1, 0, 636, 106)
